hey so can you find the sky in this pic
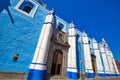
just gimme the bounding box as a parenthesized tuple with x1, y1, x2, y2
(43, 0, 120, 61)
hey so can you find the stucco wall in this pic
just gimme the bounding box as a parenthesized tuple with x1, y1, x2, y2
(0, 0, 48, 72)
(0, 0, 69, 73)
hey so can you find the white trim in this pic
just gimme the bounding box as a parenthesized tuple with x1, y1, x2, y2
(85, 69, 94, 73)
(97, 71, 105, 73)
(14, 0, 39, 18)
(56, 20, 66, 32)
(30, 64, 46, 70)
(105, 72, 113, 74)
(67, 68, 77, 72)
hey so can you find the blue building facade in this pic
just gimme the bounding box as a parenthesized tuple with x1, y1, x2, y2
(0, 0, 119, 80)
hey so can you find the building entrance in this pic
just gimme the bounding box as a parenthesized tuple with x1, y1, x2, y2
(51, 50, 63, 75)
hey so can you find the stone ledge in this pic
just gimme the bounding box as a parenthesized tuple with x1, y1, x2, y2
(0, 71, 27, 80)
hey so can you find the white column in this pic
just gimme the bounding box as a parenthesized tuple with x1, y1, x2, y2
(109, 51, 119, 74)
(101, 38, 119, 76)
(92, 38, 104, 75)
(105, 48, 113, 74)
(67, 22, 78, 79)
(100, 44, 110, 74)
(27, 10, 54, 80)
(30, 10, 54, 70)
(82, 32, 94, 77)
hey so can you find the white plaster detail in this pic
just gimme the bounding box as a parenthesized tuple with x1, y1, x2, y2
(30, 64, 46, 70)
(14, 0, 39, 18)
(30, 10, 54, 71)
(67, 68, 78, 72)
(100, 44, 110, 72)
(82, 32, 93, 73)
(67, 23, 77, 73)
(92, 39, 104, 73)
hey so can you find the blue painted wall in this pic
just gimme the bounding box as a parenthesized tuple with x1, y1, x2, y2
(76, 30, 85, 73)
(0, 0, 48, 72)
(0, 0, 69, 72)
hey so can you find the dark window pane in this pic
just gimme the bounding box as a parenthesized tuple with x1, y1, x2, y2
(13, 54, 19, 62)
(23, 5, 32, 13)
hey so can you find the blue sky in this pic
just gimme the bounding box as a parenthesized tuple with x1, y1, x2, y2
(43, 0, 120, 61)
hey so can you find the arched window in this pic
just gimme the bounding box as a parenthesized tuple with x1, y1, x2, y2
(22, 5, 32, 13)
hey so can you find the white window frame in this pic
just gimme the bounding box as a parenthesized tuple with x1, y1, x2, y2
(56, 20, 66, 32)
(14, 0, 39, 18)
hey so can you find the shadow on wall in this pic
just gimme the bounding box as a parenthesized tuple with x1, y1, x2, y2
(0, 0, 11, 13)
(0, 0, 15, 24)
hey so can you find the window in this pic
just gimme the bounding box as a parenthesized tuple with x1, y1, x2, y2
(18, 1, 34, 14)
(14, 0, 39, 18)
(22, 5, 32, 13)
(57, 22, 64, 31)
(58, 26, 62, 31)
(89, 40, 90, 44)
(13, 54, 19, 62)
(56, 20, 66, 31)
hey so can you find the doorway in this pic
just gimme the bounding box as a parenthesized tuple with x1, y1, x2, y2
(51, 50, 63, 75)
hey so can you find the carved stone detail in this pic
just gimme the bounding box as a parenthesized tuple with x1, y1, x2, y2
(46, 28, 69, 78)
